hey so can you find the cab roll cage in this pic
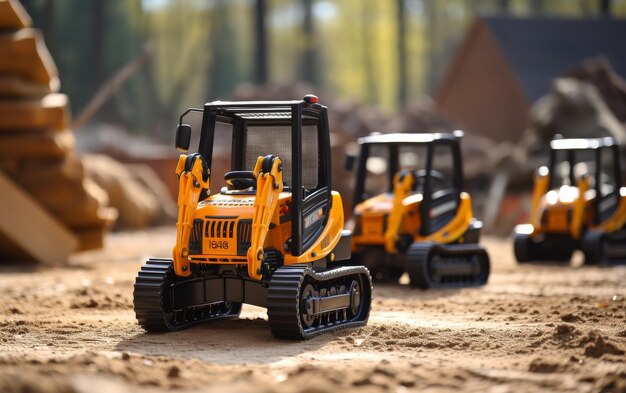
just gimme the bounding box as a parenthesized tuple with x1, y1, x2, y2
(189, 98, 332, 257)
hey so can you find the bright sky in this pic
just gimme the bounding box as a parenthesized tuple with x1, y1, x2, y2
(142, 0, 338, 20)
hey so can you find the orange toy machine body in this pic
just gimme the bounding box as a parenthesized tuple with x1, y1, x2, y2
(346, 132, 490, 289)
(182, 191, 345, 268)
(514, 137, 626, 265)
(133, 95, 372, 339)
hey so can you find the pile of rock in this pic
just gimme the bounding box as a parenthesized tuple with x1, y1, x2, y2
(0, 0, 116, 261)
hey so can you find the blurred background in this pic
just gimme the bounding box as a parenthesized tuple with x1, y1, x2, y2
(1, 0, 625, 264)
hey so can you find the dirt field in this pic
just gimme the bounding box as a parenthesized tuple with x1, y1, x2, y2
(0, 227, 624, 393)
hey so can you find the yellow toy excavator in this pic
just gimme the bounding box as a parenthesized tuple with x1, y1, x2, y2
(346, 132, 490, 289)
(133, 95, 372, 339)
(514, 137, 626, 265)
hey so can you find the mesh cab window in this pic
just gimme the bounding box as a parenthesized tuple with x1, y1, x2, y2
(431, 144, 455, 194)
(212, 121, 233, 192)
(364, 145, 390, 198)
(599, 148, 617, 197)
(552, 150, 597, 189)
(244, 124, 319, 190)
(399, 144, 427, 172)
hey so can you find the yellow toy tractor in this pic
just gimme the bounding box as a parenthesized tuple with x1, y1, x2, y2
(514, 137, 626, 265)
(133, 95, 372, 339)
(346, 132, 490, 289)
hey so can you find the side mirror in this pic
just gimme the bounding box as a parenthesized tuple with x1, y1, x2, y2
(175, 124, 192, 152)
(345, 154, 357, 171)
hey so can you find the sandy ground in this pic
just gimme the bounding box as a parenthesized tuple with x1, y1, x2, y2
(0, 227, 624, 393)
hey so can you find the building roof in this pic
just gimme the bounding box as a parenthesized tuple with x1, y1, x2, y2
(484, 16, 626, 101)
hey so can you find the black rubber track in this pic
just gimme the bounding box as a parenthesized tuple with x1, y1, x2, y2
(133, 258, 241, 332)
(406, 243, 490, 289)
(513, 233, 532, 263)
(581, 231, 603, 265)
(513, 233, 574, 264)
(267, 265, 373, 340)
(582, 230, 626, 266)
(359, 246, 402, 283)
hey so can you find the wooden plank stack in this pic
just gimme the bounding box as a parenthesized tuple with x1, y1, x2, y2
(0, 0, 116, 260)
(0, 171, 79, 264)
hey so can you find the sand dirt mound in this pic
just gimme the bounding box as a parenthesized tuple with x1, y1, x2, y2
(0, 230, 624, 392)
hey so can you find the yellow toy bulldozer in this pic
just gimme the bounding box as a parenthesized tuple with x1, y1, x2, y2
(346, 132, 490, 289)
(133, 95, 372, 339)
(514, 137, 626, 265)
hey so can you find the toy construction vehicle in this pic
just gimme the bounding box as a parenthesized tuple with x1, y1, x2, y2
(514, 137, 626, 265)
(133, 95, 372, 339)
(346, 132, 490, 289)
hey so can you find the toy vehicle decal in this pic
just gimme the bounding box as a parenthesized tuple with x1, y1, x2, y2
(304, 207, 324, 229)
(429, 200, 457, 218)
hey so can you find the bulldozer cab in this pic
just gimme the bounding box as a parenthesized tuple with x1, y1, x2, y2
(352, 132, 464, 235)
(548, 137, 623, 224)
(178, 95, 332, 257)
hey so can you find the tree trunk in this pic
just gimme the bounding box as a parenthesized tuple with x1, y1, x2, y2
(43, 0, 55, 55)
(529, 0, 544, 15)
(600, 0, 612, 16)
(301, 0, 317, 86)
(92, 0, 106, 87)
(361, 0, 377, 104)
(498, 0, 510, 13)
(254, 0, 268, 85)
(210, 0, 232, 97)
(425, 0, 438, 94)
(396, 0, 407, 107)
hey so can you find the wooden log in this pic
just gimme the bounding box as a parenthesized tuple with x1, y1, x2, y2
(44, 195, 99, 221)
(26, 185, 91, 214)
(0, 231, 31, 261)
(83, 154, 161, 229)
(10, 171, 115, 246)
(58, 205, 117, 229)
(0, 129, 74, 158)
(0, 93, 69, 130)
(83, 175, 112, 212)
(73, 227, 106, 251)
(0, 29, 59, 89)
(0, 170, 78, 264)
(1, 157, 70, 181)
(0, 155, 17, 173)
(16, 155, 85, 183)
(0, 0, 32, 31)
(13, 163, 85, 191)
(0, 75, 56, 97)
(15, 175, 100, 215)
(47, 177, 117, 228)
(126, 163, 177, 221)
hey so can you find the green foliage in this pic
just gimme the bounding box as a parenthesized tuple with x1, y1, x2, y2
(19, 0, 626, 138)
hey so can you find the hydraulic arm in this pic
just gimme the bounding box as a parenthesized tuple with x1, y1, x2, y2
(384, 170, 415, 254)
(571, 172, 590, 240)
(247, 155, 284, 280)
(172, 154, 209, 277)
(530, 167, 549, 229)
